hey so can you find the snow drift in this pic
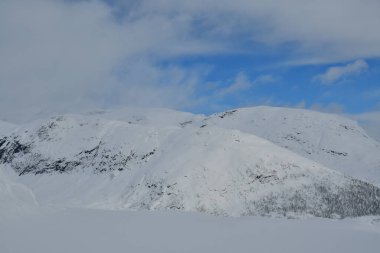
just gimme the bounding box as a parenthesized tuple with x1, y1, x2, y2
(0, 167, 37, 218)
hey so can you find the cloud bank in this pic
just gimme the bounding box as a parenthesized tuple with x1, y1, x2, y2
(315, 60, 369, 84)
(0, 0, 218, 122)
(1, 0, 380, 122)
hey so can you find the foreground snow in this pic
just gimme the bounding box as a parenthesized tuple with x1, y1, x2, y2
(0, 169, 37, 219)
(1, 208, 380, 253)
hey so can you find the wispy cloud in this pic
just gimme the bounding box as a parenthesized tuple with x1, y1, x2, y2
(310, 103, 345, 113)
(351, 111, 380, 141)
(217, 72, 252, 96)
(217, 73, 276, 97)
(314, 60, 368, 84)
(123, 0, 380, 63)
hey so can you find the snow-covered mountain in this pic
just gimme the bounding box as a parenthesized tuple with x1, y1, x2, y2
(1, 107, 380, 218)
(188, 106, 380, 185)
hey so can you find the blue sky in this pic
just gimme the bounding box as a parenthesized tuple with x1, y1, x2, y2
(1, 0, 380, 122)
(169, 55, 380, 115)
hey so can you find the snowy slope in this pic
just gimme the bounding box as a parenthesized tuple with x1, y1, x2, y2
(189, 106, 380, 185)
(0, 166, 37, 218)
(1, 114, 380, 218)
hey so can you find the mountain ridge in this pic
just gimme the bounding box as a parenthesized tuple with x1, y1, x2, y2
(188, 106, 380, 185)
(1, 106, 380, 218)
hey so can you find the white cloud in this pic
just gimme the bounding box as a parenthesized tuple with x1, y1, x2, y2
(351, 112, 380, 141)
(314, 60, 368, 84)
(1, 0, 380, 122)
(310, 103, 345, 113)
(0, 0, 219, 122)
(217, 72, 252, 96)
(217, 73, 276, 97)
(295, 100, 307, 109)
(129, 0, 380, 64)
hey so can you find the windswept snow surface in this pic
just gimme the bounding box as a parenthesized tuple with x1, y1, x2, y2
(1, 110, 380, 218)
(191, 106, 380, 185)
(1, 208, 380, 253)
